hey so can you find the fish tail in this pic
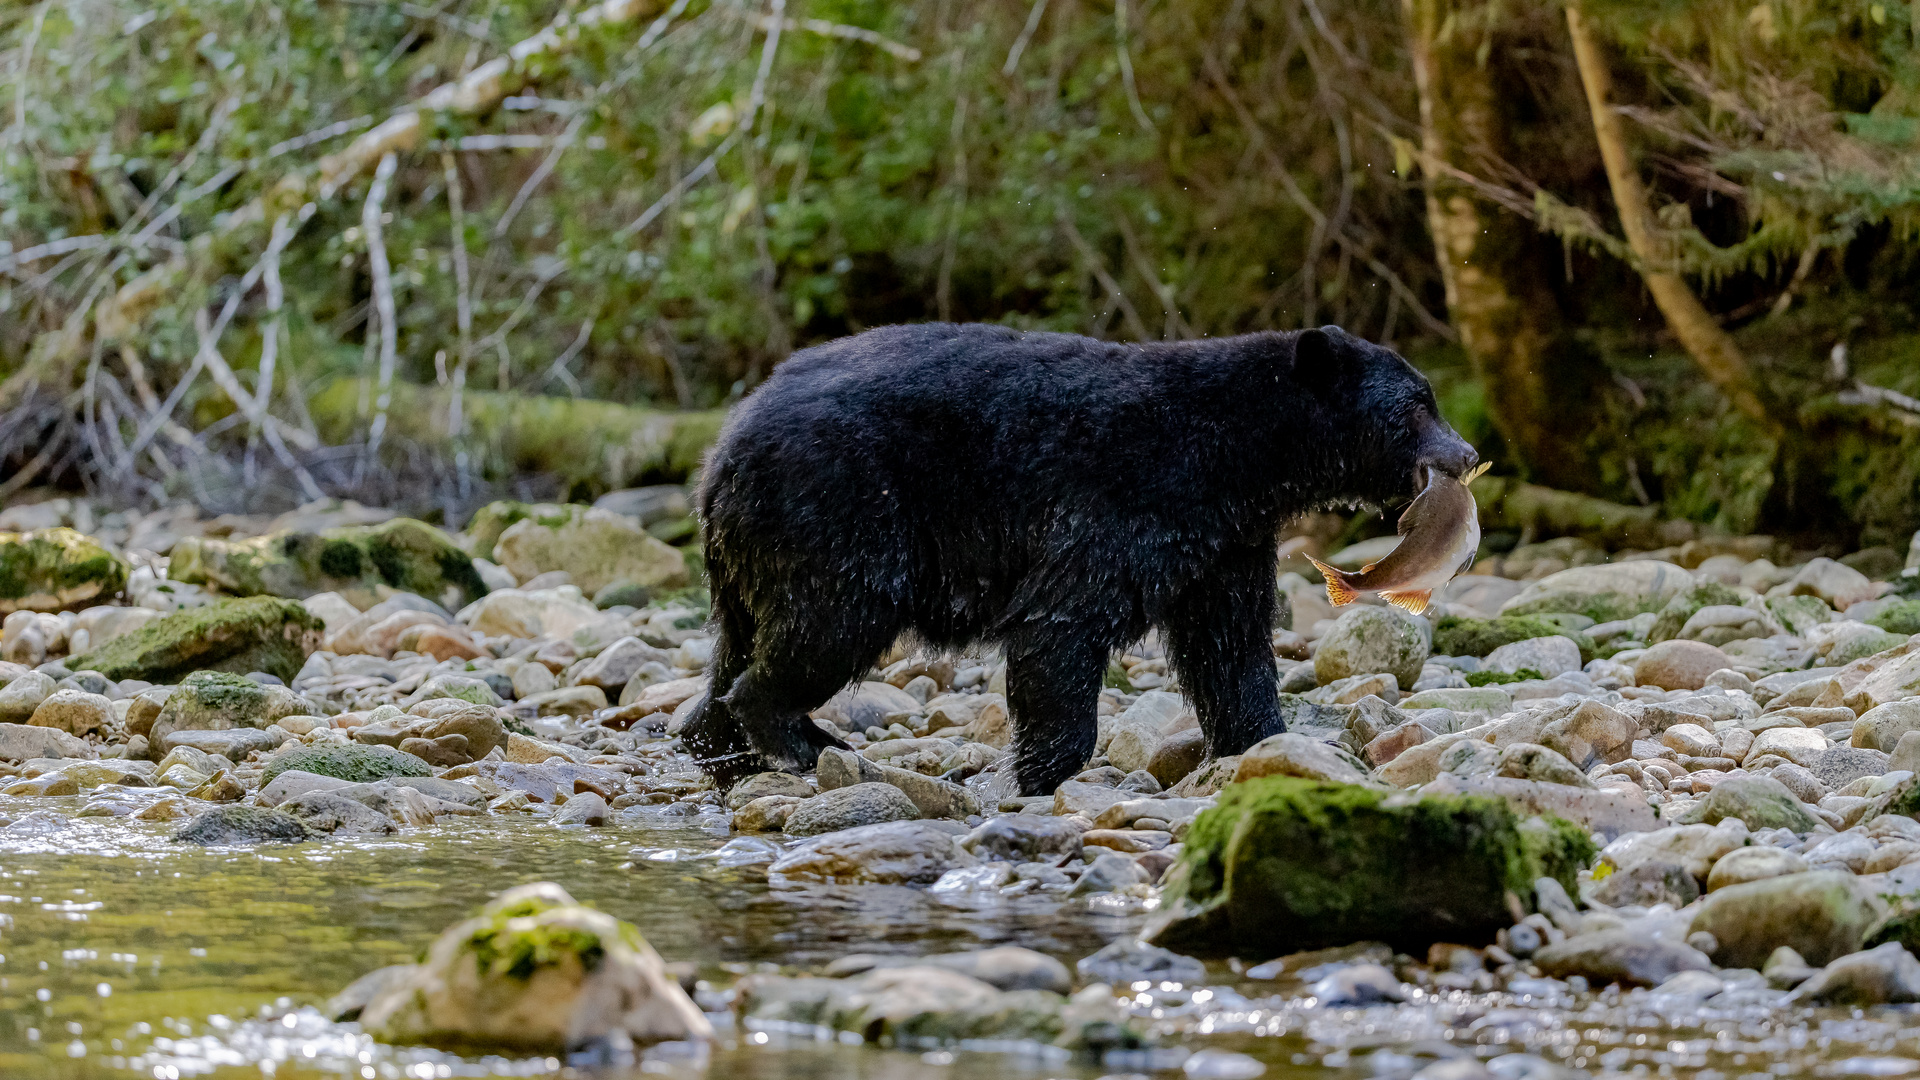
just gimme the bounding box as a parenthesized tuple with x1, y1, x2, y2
(1464, 461, 1492, 484)
(1306, 555, 1358, 607)
(1381, 589, 1433, 615)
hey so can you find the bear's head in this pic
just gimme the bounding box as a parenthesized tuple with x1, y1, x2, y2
(1291, 325, 1478, 505)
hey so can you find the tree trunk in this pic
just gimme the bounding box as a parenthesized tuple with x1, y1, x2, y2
(1563, 3, 1777, 433)
(1401, 0, 1598, 490)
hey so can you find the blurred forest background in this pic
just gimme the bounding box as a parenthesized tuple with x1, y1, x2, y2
(2, 0, 1918, 553)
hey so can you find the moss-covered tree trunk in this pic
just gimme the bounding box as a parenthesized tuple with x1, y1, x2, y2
(309, 379, 725, 494)
(1402, 0, 1598, 490)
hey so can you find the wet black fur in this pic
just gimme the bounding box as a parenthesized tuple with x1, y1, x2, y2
(681, 323, 1477, 795)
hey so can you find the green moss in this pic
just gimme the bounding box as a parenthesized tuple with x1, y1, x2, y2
(262, 744, 433, 784)
(1152, 777, 1592, 956)
(1868, 600, 1920, 637)
(1466, 668, 1546, 686)
(468, 918, 606, 981)
(1432, 615, 1595, 663)
(67, 596, 323, 682)
(0, 527, 131, 611)
(464, 501, 539, 562)
(1648, 581, 1748, 643)
(318, 538, 365, 579)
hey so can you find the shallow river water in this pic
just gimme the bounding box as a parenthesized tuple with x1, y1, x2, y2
(6, 795, 1920, 1080)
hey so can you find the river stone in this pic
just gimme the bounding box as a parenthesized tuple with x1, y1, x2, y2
(569, 636, 672, 691)
(1675, 775, 1821, 831)
(1852, 701, 1920, 752)
(1634, 640, 1736, 691)
(1420, 773, 1660, 840)
(264, 743, 433, 784)
(1400, 687, 1514, 714)
(1707, 846, 1810, 892)
(258, 769, 355, 807)
(162, 727, 289, 760)
(0, 527, 129, 614)
(172, 805, 313, 845)
(1145, 777, 1594, 956)
(22, 687, 110, 738)
(552, 791, 610, 826)
(830, 946, 1072, 994)
(1848, 650, 1920, 713)
(1589, 860, 1700, 908)
(1484, 636, 1582, 678)
(0, 721, 95, 762)
(1146, 727, 1208, 787)
(1313, 606, 1430, 687)
(1768, 557, 1876, 611)
(783, 782, 922, 837)
(128, 687, 176, 736)
(67, 596, 324, 683)
(1077, 939, 1208, 986)
(770, 820, 976, 884)
(1813, 746, 1890, 788)
(1689, 870, 1885, 968)
(359, 882, 710, 1052)
(170, 519, 487, 611)
(1431, 615, 1585, 661)
(1786, 942, 1920, 1005)
(1533, 929, 1712, 988)
(0, 670, 54, 723)
(494, 507, 688, 595)
(149, 670, 312, 750)
(1232, 732, 1378, 787)
(1495, 743, 1594, 788)
(1644, 581, 1748, 643)
(1500, 561, 1694, 624)
(280, 791, 399, 835)
(960, 815, 1089, 861)
(737, 965, 1129, 1050)
(1748, 727, 1829, 768)
(727, 771, 814, 809)
(1538, 699, 1635, 770)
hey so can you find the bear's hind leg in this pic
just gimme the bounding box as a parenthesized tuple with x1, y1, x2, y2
(1005, 637, 1106, 796)
(1161, 548, 1284, 758)
(679, 585, 764, 788)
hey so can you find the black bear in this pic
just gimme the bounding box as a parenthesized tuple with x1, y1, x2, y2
(681, 323, 1477, 795)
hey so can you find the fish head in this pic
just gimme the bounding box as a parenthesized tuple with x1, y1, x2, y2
(1292, 326, 1479, 502)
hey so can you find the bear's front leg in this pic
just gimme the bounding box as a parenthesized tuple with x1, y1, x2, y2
(1161, 549, 1285, 759)
(1005, 635, 1108, 796)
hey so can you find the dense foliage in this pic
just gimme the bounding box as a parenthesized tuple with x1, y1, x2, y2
(2, 0, 1917, 545)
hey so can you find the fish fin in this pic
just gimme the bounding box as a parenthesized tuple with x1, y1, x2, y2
(1381, 589, 1432, 615)
(1306, 555, 1359, 607)
(1464, 461, 1492, 484)
(1359, 561, 1379, 574)
(1396, 493, 1435, 537)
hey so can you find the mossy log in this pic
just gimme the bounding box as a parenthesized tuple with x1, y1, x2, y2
(309, 379, 726, 491)
(1473, 476, 1707, 550)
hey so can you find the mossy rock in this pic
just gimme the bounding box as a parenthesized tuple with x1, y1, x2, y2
(1432, 615, 1597, 664)
(264, 743, 433, 784)
(66, 596, 323, 683)
(592, 580, 653, 610)
(173, 805, 313, 846)
(0, 527, 130, 614)
(1500, 561, 1696, 624)
(1767, 594, 1835, 636)
(1144, 776, 1594, 957)
(1869, 600, 1920, 637)
(169, 519, 486, 612)
(149, 670, 312, 747)
(1647, 581, 1748, 643)
(465, 501, 563, 563)
(1465, 668, 1547, 686)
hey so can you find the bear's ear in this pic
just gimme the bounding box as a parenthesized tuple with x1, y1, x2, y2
(1292, 326, 1350, 393)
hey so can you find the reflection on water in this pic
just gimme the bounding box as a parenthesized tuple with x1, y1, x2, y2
(0, 802, 1135, 1079)
(12, 798, 1920, 1080)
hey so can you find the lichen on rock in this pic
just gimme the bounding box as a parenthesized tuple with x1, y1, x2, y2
(169, 518, 487, 612)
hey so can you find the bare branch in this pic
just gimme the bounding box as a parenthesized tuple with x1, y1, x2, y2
(362, 153, 402, 462)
